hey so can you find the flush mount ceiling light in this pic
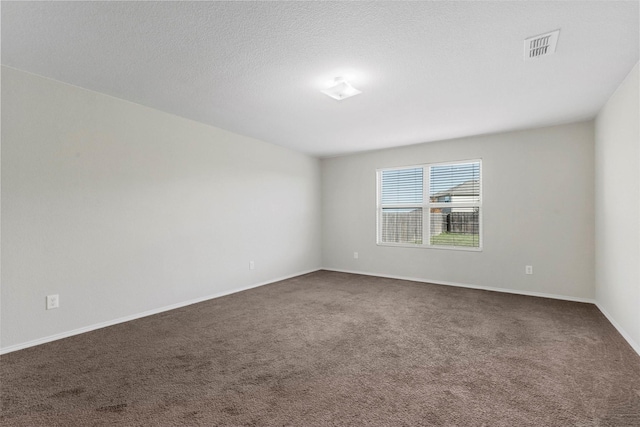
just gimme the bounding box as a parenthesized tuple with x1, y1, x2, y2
(321, 77, 362, 101)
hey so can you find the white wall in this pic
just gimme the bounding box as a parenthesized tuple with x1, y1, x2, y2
(322, 121, 595, 301)
(595, 62, 640, 354)
(6, 61, 635, 355)
(1, 67, 322, 351)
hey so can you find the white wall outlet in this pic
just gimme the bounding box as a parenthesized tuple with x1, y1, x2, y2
(354, 252, 359, 259)
(525, 265, 533, 275)
(46, 294, 59, 310)
(249, 261, 255, 270)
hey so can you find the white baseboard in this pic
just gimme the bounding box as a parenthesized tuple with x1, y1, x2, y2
(595, 303, 640, 357)
(323, 268, 596, 303)
(0, 268, 320, 355)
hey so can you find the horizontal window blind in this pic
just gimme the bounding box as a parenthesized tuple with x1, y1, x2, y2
(429, 162, 480, 203)
(378, 160, 481, 250)
(381, 168, 423, 204)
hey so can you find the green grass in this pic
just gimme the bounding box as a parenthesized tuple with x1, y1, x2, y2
(430, 232, 479, 247)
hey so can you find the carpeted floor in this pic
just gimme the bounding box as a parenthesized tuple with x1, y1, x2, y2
(2, 270, 639, 426)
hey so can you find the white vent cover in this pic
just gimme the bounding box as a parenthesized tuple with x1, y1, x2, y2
(524, 29, 560, 60)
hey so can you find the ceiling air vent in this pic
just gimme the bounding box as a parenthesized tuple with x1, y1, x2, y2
(524, 29, 560, 60)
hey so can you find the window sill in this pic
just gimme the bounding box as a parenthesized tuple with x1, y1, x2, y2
(376, 242, 483, 252)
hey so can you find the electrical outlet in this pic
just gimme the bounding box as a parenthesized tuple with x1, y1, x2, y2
(46, 294, 59, 310)
(525, 265, 533, 275)
(354, 252, 359, 259)
(249, 261, 255, 270)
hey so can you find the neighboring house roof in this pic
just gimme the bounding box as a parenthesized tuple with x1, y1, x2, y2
(433, 180, 479, 197)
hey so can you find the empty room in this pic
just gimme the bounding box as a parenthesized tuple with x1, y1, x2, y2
(1, 1, 639, 426)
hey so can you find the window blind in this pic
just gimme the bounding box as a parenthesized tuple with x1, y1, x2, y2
(381, 168, 423, 204)
(378, 160, 481, 250)
(429, 162, 480, 203)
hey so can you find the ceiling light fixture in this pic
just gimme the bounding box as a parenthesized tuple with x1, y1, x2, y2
(321, 77, 362, 101)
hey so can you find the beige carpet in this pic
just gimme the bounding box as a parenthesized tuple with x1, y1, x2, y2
(2, 270, 639, 426)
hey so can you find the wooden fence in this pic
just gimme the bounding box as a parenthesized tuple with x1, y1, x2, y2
(381, 209, 422, 244)
(442, 212, 479, 234)
(382, 210, 478, 243)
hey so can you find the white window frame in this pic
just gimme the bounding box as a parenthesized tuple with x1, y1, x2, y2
(376, 159, 483, 251)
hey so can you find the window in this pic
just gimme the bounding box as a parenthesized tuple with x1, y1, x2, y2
(377, 160, 481, 250)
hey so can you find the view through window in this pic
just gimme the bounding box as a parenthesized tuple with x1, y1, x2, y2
(378, 160, 481, 249)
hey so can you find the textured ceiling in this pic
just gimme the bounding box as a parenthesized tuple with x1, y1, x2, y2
(2, 1, 638, 157)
